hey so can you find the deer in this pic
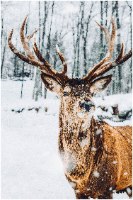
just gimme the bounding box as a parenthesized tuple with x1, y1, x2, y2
(8, 16, 132, 199)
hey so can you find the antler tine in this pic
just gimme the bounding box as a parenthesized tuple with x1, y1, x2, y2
(89, 46, 132, 82)
(95, 21, 110, 44)
(33, 36, 56, 76)
(8, 29, 44, 68)
(8, 29, 32, 64)
(27, 29, 38, 41)
(33, 36, 69, 81)
(33, 35, 69, 83)
(56, 45, 67, 75)
(115, 43, 124, 62)
(83, 19, 116, 81)
(8, 16, 69, 85)
(110, 18, 116, 54)
(8, 19, 57, 75)
(20, 15, 35, 60)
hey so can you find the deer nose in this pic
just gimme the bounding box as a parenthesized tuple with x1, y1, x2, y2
(79, 101, 94, 112)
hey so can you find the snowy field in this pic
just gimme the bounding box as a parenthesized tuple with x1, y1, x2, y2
(1, 80, 131, 199)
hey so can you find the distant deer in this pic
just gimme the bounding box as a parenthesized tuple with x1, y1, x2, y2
(8, 17, 132, 199)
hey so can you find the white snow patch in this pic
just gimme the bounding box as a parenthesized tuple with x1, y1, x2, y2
(123, 172, 128, 176)
(91, 147, 97, 152)
(77, 111, 86, 118)
(93, 93, 132, 126)
(79, 138, 90, 147)
(93, 93, 132, 112)
(93, 171, 100, 178)
(61, 151, 77, 173)
(95, 129, 102, 135)
(112, 161, 117, 165)
(109, 187, 113, 191)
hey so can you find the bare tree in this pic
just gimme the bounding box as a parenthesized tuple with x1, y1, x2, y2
(82, 2, 94, 75)
(115, 1, 122, 93)
(1, 8, 7, 79)
(32, 1, 42, 101)
(100, 1, 104, 61)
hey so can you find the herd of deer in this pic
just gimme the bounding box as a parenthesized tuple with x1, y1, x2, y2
(8, 16, 132, 199)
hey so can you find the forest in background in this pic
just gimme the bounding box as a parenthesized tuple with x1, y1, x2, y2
(1, 3, 132, 198)
(1, 1, 132, 101)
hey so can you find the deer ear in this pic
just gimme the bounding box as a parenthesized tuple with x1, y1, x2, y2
(90, 75, 112, 95)
(41, 73, 62, 93)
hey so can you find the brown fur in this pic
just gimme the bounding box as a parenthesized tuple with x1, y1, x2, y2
(57, 80, 132, 199)
(59, 116, 132, 199)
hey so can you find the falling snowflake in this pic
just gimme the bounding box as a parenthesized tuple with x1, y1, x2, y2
(93, 170, 100, 178)
(95, 129, 102, 135)
(91, 147, 97, 152)
(112, 161, 117, 164)
(123, 172, 128, 176)
(80, 138, 90, 147)
(77, 111, 85, 118)
(87, 188, 90, 191)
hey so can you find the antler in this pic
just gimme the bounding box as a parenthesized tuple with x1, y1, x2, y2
(83, 19, 132, 82)
(56, 45, 67, 75)
(90, 46, 132, 81)
(8, 16, 68, 84)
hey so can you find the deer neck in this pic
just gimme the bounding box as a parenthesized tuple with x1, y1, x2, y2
(58, 100, 103, 180)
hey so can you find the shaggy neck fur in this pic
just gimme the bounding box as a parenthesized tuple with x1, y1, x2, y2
(58, 100, 104, 187)
(58, 100, 132, 199)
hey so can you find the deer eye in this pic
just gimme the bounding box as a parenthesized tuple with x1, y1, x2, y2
(63, 91, 69, 96)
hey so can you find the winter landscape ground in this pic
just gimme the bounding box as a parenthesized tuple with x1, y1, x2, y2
(1, 80, 131, 199)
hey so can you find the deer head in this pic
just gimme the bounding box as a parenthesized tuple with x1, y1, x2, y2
(8, 16, 132, 127)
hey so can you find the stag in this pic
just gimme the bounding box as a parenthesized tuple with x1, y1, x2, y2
(8, 17, 132, 199)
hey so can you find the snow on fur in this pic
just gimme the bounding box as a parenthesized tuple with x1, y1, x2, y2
(1, 80, 131, 199)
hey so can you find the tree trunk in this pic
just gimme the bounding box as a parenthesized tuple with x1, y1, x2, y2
(115, 1, 122, 93)
(41, 1, 49, 99)
(46, 2, 54, 61)
(32, 1, 42, 101)
(72, 25, 76, 78)
(20, 63, 24, 98)
(83, 3, 93, 75)
(76, 3, 83, 78)
(100, 1, 104, 60)
(111, 1, 116, 95)
(104, 1, 108, 26)
(76, 19, 80, 77)
(20, 13, 29, 98)
(129, 4, 132, 92)
(1, 36, 6, 79)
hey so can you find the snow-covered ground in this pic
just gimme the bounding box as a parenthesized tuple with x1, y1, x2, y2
(1, 80, 131, 199)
